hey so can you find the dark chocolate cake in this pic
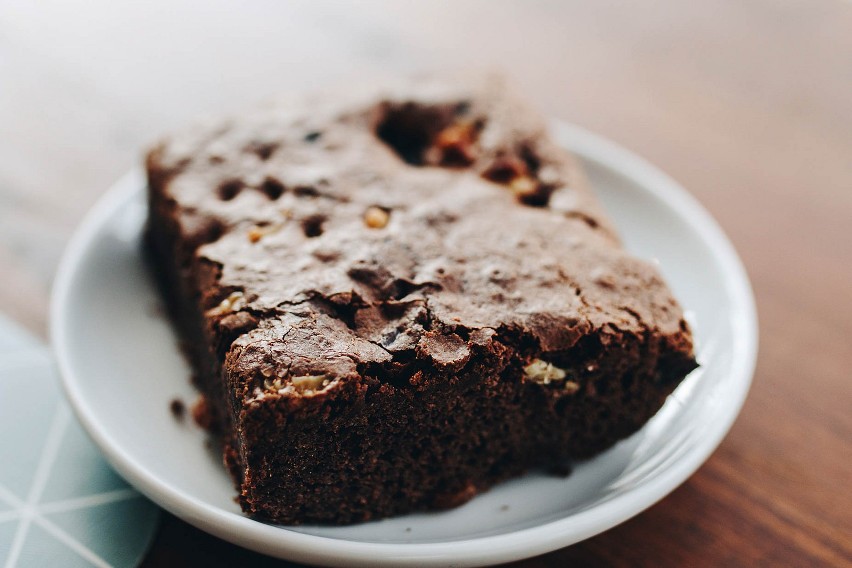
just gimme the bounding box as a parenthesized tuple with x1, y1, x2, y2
(145, 76, 697, 525)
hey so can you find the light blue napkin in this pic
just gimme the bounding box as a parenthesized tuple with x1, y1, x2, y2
(0, 315, 159, 567)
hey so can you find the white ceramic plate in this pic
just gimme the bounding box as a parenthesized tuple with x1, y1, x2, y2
(51, 122, 757, 567)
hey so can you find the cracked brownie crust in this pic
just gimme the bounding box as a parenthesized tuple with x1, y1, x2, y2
(145, 75, 697, 524)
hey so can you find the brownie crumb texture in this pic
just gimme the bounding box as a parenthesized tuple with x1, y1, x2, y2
(145, 75, 697, 525)
(169, 398, 185, 421)
(190, 396, 213, 430)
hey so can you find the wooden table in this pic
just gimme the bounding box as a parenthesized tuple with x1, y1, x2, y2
(2, 1, 850, 565)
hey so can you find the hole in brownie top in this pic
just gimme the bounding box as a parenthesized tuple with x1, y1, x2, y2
(301, 214, 326, 238)
(244, 140, 279, 161)
(217, 179, 243, 201)
(183, 215, 225, 249)
(518, 143, 541, 175)
(376, 102, 481, 167)
(376, 101, 557, 206)
(260, 177, 285, 200)
(293, 185, 320, 198)
(376, 103, 443, 165)
(481, 143, 556, 207)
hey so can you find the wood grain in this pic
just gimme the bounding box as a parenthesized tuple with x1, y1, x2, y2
(1, 1, 850, 565)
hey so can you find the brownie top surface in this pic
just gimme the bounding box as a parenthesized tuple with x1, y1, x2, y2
(148, 75, 693, 395)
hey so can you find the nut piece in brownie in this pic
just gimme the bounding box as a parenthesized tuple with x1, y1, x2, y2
(145, 76, 697, 525)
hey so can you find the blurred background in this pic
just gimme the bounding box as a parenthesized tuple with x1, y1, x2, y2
(1, 1, 850, 566)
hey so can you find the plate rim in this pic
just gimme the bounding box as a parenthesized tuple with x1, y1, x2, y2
(50, 121, 758, 567)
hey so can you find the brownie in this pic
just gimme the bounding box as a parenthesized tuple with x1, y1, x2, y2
(145, 75, 697, 525)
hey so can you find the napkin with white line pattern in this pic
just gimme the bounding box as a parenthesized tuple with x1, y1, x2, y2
(0, 315, 159, 567)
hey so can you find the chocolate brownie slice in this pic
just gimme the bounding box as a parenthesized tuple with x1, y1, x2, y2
(145, 76, 697, 525)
